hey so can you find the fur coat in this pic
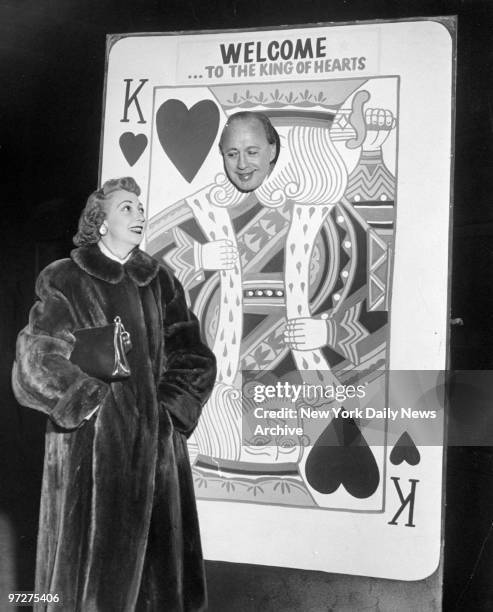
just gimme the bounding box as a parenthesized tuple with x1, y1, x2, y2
(12, 244, 217, 611)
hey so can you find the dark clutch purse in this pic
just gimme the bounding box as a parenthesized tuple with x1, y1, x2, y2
(70, 316, 132, 381)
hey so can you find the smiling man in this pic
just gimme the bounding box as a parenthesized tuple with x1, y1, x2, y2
(219, 111, 280, 192)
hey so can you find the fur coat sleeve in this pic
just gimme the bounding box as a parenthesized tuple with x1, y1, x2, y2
(12, 260, 109, 429)
(157, 269, 217, 437)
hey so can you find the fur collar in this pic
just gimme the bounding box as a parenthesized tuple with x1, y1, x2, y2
(71, 245, 159, 286)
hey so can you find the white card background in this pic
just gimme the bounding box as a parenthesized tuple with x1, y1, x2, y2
(100, 20, 453, 580)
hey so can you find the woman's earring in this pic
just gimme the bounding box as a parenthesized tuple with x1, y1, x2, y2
(99, 224, 108, 236)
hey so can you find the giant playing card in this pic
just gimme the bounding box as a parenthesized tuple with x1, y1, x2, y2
(100, 18, 454, 579)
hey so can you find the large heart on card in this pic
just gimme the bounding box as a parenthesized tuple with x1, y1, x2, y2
(305, 415, 380, 499)
(155, 99, 220, 183)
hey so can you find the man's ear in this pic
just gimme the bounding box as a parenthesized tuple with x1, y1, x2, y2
(269, 143, 277, 163)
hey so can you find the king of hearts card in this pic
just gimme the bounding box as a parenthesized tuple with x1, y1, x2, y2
(100, 18, 454, 580)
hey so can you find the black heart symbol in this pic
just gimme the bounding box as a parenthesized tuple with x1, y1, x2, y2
(390, 432, 420, 466)
(305, 415, 380, 499)
(119, 132, 148, 166)
(156, 99, 219, 183)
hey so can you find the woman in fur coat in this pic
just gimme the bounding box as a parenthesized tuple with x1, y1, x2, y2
(12, 177, 217, 611)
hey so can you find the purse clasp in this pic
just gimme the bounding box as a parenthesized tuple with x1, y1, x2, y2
(112, 316, 132, 378)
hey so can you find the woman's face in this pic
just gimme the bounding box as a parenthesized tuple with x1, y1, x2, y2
(221, 118, 276, 192)
(102, 189, 145, 254)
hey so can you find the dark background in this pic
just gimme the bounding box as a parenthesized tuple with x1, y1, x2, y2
(1, 1, 492, 610)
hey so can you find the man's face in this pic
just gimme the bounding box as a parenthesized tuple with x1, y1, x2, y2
(221, 118, 276, 192)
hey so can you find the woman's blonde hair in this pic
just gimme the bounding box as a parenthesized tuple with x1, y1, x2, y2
(73, 177, 141, 246)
